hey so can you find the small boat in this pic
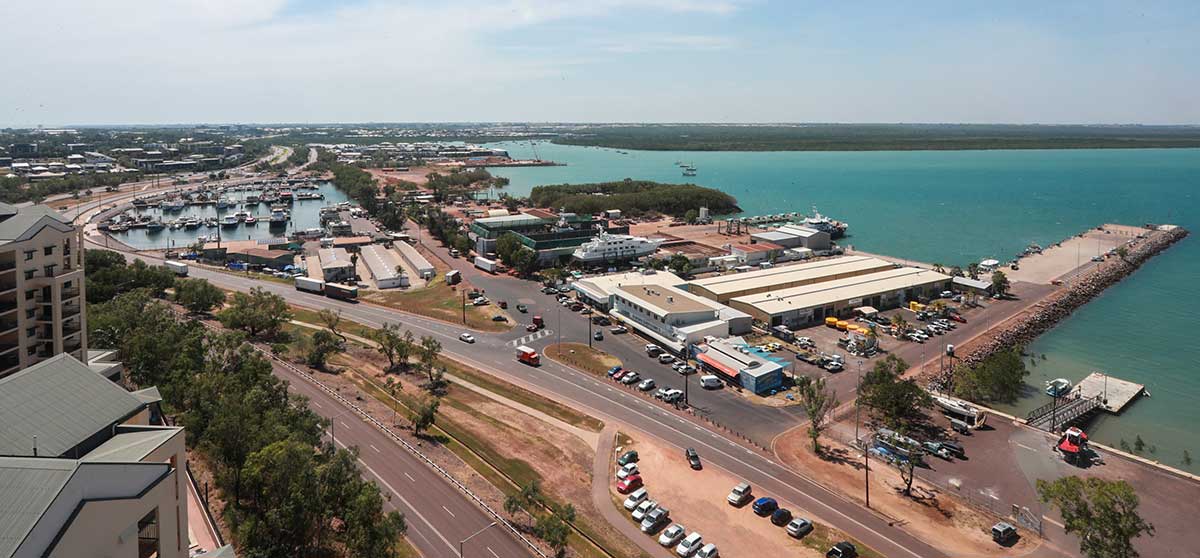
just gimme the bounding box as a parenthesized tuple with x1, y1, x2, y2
(162, 199, 186, 212)
(295, 192, 324, 200)
(145, 219, 165, 231)
(245, 193, 261, 204)
(234, 211, 250, 222)
(244, 215, 257, 225)
(279, 190, 294, 202)
(215, 198, 230, 210)
(1046, 378, 1072, 398)
(220, 215, 239, 228)
(184, 217, 200, 229)
(269, 208, 288, 227)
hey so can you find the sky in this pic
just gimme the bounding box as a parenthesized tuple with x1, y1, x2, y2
(3, 0, 1199, 126)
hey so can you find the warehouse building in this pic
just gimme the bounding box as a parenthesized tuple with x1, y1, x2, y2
(393, 240, 434, 279)
(361, 244, 407, 289)
(750, 225, 831, 252)
(729, 267, 952, 328)
(687, 255, 897, 303)
(573, 270, 686, 311)
(694, 336, 784, 396)
(317, 247, 355, 283)
(730, 242, 783, 266)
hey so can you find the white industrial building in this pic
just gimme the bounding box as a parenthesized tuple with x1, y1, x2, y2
(694, 336, 785, 396)
(687, 256, 897, 303)
(393, 241, 435, 279)
(610, 284, 751, 354)
(572, 270, 687, 311)
(360, 244, 407, 289)
(317, 247, 355, 283)
(750, 224, 831, 252)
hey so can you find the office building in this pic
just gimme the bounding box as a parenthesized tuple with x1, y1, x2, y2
(317, 247, 355, 283)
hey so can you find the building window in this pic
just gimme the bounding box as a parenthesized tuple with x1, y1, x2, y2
(25, 327, 35, 338)
(24, 289, 34, 300)
(23, 270, 34, 280)
(26, 345, 35, 356)
(43, 265, 55, 278)
(43, 246, 54, 256)
(25, 308, 34, 319)
(23, 250, 34, 261)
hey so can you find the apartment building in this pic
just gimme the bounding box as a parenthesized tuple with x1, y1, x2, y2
(0, 354, 187, 558)
(0, 203, 86, 378)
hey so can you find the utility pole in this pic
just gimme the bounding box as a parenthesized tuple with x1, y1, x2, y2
(460, 521, 498, 558)
(588, 316, 593, 349)
(461, 290, 466, 324)
(864, 445, 871, 508)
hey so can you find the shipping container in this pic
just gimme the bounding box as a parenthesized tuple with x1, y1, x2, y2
(295, 276, 326, 294)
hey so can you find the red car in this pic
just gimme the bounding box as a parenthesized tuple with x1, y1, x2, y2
(949, 314, 967, 323)
(613, 369, 629, 381)
(616, 474, 643, 494)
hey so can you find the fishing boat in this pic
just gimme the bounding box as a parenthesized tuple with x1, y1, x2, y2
(802, 206, 849, 239)
(295, 191, 324, 200)
(146, 220, 165, 232)
(215, 198, 231, 210)
(269, 207, 288, 228)
(1046, 378, 1072, 398)
(244, 215, 257, 225)
(279, 190, 294, 202)
(245, 193, 261, 204)
(184, 217, 200, 229)
(162, 199, 186, 212)
(220, 215, 239, 228)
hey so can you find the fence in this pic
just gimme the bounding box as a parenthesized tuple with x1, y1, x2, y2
(917, 470, 1043, 536)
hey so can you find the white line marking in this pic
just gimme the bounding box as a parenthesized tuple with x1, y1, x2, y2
(313, 401, 323, 408)
(340, 420, 351, 429)
(404, 472, 416, 482)
(370, 444, 381, 453)
(488, 547, 500, 558)
(442, 505, 456, 518)
(1015, 442, 1038, 451)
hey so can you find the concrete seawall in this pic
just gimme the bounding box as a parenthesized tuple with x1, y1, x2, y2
(933, 225, 1190, 389)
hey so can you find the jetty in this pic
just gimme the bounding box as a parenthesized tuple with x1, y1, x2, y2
(1025, 372, 1144, 432)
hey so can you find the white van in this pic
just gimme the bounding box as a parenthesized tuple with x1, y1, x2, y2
(697, 543, 719, 558)
(623, 487, 648, 511)
(699, 375, 723, 389)
(675, 532, 704, 557)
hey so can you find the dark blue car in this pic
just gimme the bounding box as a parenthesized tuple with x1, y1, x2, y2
(752, 497, 778, 516)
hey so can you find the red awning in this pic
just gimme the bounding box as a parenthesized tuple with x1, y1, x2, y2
(696, 353, 739, 380)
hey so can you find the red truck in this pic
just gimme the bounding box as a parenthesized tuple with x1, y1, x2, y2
(516, 345, 540, 366)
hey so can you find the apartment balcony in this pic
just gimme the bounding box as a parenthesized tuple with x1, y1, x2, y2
(62, 303, 81, 318)
(0, 261, 15, 273)
(0, 317, 17, 334)
(0, 339, 18, 355)
(62, 286, 81, 300)
(0, 353, 19, 378)
(63, 321, 82, 337)
(64, 340, 82, 354)
(0, 300, 17, 314)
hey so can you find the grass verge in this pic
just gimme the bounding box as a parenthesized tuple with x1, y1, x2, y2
(360, 275, 512, 333)
(440, 357, 605, 433)
(544, 343, 623, 377)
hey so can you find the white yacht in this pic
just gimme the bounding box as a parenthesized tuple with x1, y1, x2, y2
(572, 231, 664, 263)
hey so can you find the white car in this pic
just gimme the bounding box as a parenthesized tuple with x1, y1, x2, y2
(458, 333, 475, 343)
(697, 543, 719, 558)
(623, 488, 648, 510)
(637, 378, 657, 391)
(699, 375, 722, 389)
(620, 372, 641, 385)
(726, 482, 752, 506)
(616, 462, 639, 480)
(675, 532, 704, 557)
(659, 524, 686, 547)
(662, 389, 684, 403)
(631, 500, 658, 522)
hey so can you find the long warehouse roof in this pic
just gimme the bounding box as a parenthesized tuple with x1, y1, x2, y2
(731, 268, 950, 315)
(361, 244, 402, 281)
(688, 256, 894, 296)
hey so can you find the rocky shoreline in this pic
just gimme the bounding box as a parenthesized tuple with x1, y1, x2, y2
(930, 226, 1190, 391)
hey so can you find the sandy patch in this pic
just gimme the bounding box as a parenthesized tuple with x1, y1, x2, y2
(614, 434, 826, 558)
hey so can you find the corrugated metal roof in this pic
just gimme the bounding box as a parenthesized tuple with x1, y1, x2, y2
(360, 244, 402, 282)
(732, 268, 951, 315)
(82, 427, 179, 463)
(0, 354, 145, 458)
(0, 458, 75, 556)
(688, 256, 894, 297)
(318, 247, 353, 269)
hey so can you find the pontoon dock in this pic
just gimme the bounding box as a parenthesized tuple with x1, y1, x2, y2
(1077, 372, 1145, 413)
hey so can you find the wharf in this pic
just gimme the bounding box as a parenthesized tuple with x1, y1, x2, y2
(1077, 372, 1145, 413)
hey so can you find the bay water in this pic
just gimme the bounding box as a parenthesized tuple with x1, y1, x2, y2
(490, 141, 1200, 471)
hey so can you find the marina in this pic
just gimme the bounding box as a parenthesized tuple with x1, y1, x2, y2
(102, 180, 352, 250)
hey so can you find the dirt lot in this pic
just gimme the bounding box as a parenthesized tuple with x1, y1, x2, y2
(1006, 224, 1149, 284)
(366, 166, 438, 187)
(628, 218, 753, 251)
(774, 418, 1041, 558)
(615, 434, 864, 558)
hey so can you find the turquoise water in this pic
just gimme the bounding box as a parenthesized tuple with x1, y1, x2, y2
(111, 182, 350, 250)
(490, 141, 1200, 470)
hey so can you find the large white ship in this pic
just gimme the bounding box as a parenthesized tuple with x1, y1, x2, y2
(572, 231, 664, 263)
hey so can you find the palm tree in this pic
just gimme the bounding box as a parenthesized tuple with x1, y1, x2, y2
(967, 262, 980, 280)
(932, 263, 945, 274)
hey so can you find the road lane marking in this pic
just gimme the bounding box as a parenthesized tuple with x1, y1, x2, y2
(1015, 442, 1038, 451)
(442, 505, 456, 518)
(340, 421, 351, 429)
(488, 547, 499, 558)
(370, 444, 381, 453)
(405, 472, 416, 482)
(1042, 515, 1065, 529)
(313, 401, 323, 408)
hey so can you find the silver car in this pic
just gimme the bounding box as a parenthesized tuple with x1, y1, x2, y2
(658, 524, 686, 547)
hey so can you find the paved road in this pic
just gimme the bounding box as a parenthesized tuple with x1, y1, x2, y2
(274, 357, 534, 558)
(93, 244, 947, 558)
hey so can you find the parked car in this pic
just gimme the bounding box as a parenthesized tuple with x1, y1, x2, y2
(940, 290, 954, 299)
(699, 375, 723, 389)
(697, 543, 719, 558)
(608, 366, 624, 377)
(727, 482, 752, 506)
(771, 508, 793, 526)
(616, 462, 639, 480)
(685, 447, 702, 470)
(786, 518, 814, 538)
(662, 389, 684, 403)
(617, 450, 639, 466)
(612, 369, 629, 381)
(620, 372, 641, 385)
(611, 325, 628, 334)
(675, 532, 704, 557)
(654, 387, 672, 399)
(940, 440, 966, 459)
(619, 475, 648, 499)
(659, 353, 676, 364)
(542, 286, 558, 295)
(826, 542, 857, 558)
(641, 506, 670, 533)
(631, 499, 658, 522)
(594, 331, 604, 341)
(516, 304, 528, 313)
(752, 497, 778, 516)
(580, 307, 592, 315)
(459, 333, 475, 343)
(645, 343, 662, 356)
(638, 378, 657, 391)
(658, 524, 686, 547)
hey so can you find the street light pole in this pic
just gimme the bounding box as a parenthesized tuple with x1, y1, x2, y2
(459, 521, 498, 558)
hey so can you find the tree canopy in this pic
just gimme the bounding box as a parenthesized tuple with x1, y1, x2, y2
(528, 179, 739, 218)
(85, 249, 176, 303)
(858, 355, 931, 429)
(952, 346, 1029, 404)
(218, 287, 292, 338)
(174, 277, 226, 314)
(1037, 476, 1154, 558)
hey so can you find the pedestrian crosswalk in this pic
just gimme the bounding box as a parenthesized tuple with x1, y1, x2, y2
(506, 329, 554, 347)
